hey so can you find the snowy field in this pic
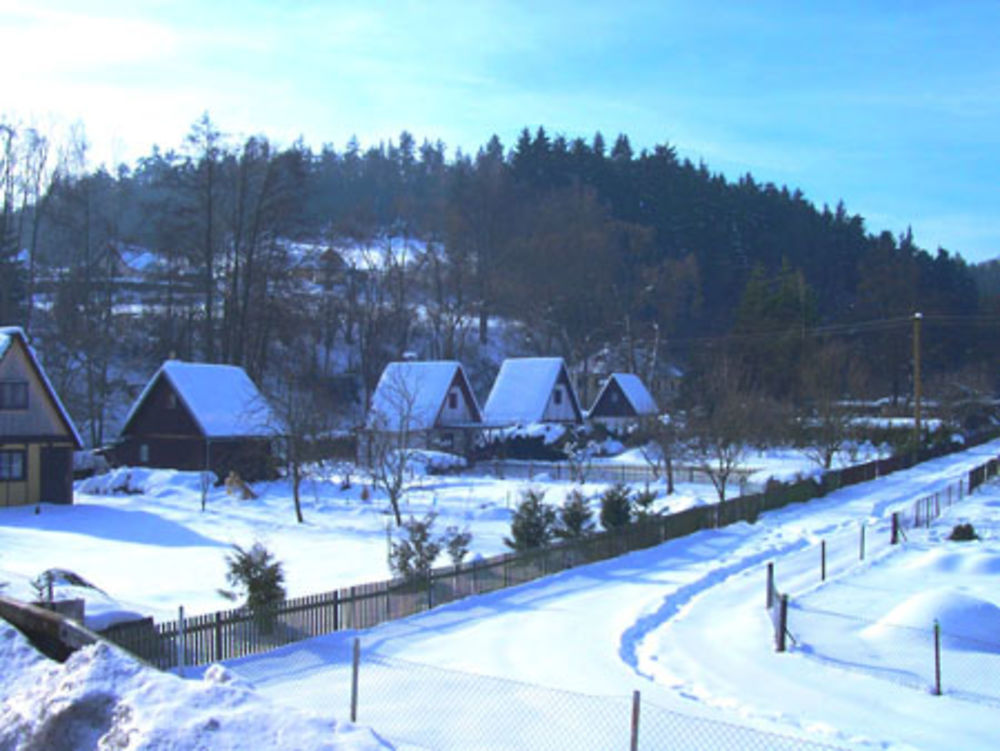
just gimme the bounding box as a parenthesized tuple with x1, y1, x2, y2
(0, 444, 841, 624)
(1, 440, 997, 749)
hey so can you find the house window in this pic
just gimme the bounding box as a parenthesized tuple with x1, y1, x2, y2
(448, 391, 458, 410)
(0, 381, 28, 410)
(553, 387, 563, 406)
(166, 392, 178, 409)
(0, 450, 26, 481)
(139, 444, 150, 464)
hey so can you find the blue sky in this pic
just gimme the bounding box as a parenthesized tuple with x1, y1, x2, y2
(4, 0, 999, 262)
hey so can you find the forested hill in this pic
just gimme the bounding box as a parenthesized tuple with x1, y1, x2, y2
(0, 117, 993, 444)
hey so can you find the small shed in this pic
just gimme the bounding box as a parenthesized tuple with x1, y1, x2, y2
(113, 361, 279, 481)
(587, 372, 659, 433)
(483, 357, 584, 427)
(362, 360, 482, 460)
(0, 327, 82, 506)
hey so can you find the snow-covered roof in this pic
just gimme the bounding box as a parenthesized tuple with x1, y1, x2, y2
(483, 357, 579, 426)
(0, 326, 83, 448)
(0, 327, 13, 361)
(124, 361, 278, 438)
(367, 360, 480, 431)
(593, 372, 659, 417)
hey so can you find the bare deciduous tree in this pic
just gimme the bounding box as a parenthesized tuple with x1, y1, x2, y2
(365, 365, 422, 527)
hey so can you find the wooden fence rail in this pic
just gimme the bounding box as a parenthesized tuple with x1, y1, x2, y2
(101, 432, 1000, 671)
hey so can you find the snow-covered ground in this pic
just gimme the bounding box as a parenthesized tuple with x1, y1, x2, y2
(1, 441, 997, 749)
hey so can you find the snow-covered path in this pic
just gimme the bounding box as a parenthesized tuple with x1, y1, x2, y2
(224, 440, 1000, 750)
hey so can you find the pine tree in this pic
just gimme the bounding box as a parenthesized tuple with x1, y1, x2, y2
(504, 489, 556, 551)
(599, 484, 633, 531)
(220, 542, 286, 622)
(555, 489, 595, 540)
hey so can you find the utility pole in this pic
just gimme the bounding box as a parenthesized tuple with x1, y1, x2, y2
(913, 311, 923, 443)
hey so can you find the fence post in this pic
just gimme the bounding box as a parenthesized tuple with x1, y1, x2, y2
(350, 637, 360, 722)
(427, 574, 434, 611)
(776, 595, 788, 653)
(821, 540, 826, 581)
(177, 605, 186, 677)
(214, 611, 222, 662)
(933, 621, 942, 696)
(766, 562, 774, 610)
(630, 690, 641, 751)
(859, 524, 866, 561)
(891, 513, 900, 545)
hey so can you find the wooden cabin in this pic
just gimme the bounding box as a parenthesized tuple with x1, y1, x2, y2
(483, 357, 584, 427)
(113, 361, 279, 481)
(0, 327, 82, 506)
(587, 372, 660, 434)
(361, 360, 482, 462)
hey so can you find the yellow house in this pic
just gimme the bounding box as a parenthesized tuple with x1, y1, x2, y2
(0, 327, 82, 506)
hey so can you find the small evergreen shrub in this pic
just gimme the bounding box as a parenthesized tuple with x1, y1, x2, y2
(633, 487, 657, 518)
(948, 522, 979, 541)
(599, 484, 633, 531)
(505, 488, 557, 550)
(444, 525, 473, 565)
(389, 513, 442, 580)
(219, 542, 287, 624)
(555, 489, 595, 540)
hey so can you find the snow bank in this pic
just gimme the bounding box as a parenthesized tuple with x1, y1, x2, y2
(902, 547, 1000, 576)
(861, 589, 1000, 652)
(78, 468, 218, 496)
(0, 623, 386, 750)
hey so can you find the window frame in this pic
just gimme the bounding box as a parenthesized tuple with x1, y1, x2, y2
(0, 449, 26, 481)
(0, 381, 29, 410)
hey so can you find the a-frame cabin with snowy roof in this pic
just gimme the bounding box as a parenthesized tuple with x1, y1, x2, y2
(112, 361, 279, 481)
(361, 360, 482, 462)
(0, 327, 82, 506)
(587, 372, 659, 434)
(483, 357, 584, 427)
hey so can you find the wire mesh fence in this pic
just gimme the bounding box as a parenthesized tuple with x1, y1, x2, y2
(232, 645, 852, 751)
(788, 604, 1000, 705)
(462, 458, 761, 492)
(764, 464, 1000, 705)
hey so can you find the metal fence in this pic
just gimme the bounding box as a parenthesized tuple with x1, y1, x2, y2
(789, 604, 1000, 705)
(463, 458, 760, 492)
(764, 458, 1000, 704)
(102, 437, 1000, 672)
(230, 644, 852, 751)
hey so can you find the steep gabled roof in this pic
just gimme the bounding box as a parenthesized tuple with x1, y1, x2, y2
(0, 326, 83, 448)
(483, 357, 582, 426)
(122, 360, 278, 438)
(589, 372, 659, 418)
(367, 360, 481, 431)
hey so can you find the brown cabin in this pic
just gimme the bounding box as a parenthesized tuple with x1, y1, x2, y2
(113, 361, 279, 481)
(0, 327, 82, 506)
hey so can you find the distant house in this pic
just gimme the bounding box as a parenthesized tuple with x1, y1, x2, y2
(112, 361, 279, 481)
(587, 372, 660, 433)
(0, 327, 82, 506)
(483, 357, 584, 427)
(361, 360, 482, 461)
